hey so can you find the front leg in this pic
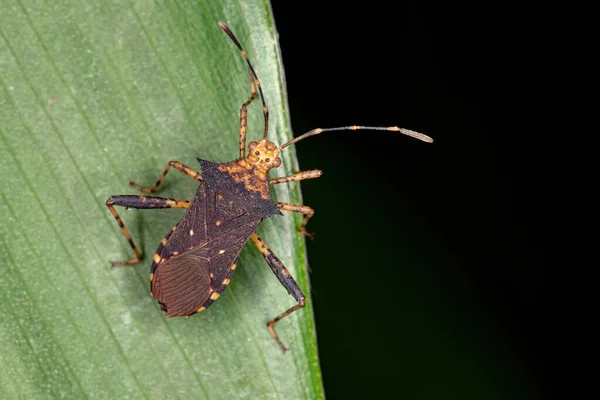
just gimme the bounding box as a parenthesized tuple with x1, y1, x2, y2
(251, 233, 306, 353)
(129, 160, 203, 193)
(269, 169, 322, 186)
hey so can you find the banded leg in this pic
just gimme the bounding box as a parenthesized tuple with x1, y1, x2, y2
(129, 161, 203, 193)
(251, 233, 305, 353)
(269, 169, 322, 186)
(106, 195, 190, 267)
(275, 202, 315, 238)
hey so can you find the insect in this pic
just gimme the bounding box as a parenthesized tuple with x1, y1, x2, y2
(106, 21, 433, 353)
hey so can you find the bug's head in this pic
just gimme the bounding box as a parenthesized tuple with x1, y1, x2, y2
(247, 139, 281, 172)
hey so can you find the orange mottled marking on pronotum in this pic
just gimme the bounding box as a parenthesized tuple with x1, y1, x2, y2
(217, 138, 283, 201)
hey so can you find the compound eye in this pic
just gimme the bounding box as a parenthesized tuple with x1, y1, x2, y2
(272, 157, 281, 168)
(248, 141, 258, 150)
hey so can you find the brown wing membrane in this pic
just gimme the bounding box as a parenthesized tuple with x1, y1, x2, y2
(152, 244, 210, 317)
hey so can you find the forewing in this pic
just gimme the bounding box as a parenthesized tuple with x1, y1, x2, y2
(151, 181, 262, 316)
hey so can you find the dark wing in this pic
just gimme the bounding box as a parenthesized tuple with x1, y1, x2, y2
(151, 181, 262, 316)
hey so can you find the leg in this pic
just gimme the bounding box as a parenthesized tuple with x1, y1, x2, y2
(275, 202, 315, 238)
(106, 195, 190, 267)
(269, 169, 322, 186)
(251, 233, 306, 353)
(129, 161, 203, 193)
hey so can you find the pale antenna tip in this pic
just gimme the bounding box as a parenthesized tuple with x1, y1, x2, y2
(399, 128, 434, 143)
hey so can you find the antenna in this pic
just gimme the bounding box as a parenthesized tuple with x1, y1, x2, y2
(280, 125, 433, 150)
(218, 22, 270, 139)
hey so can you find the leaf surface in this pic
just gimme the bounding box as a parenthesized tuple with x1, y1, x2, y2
(0, 1, 322, 398)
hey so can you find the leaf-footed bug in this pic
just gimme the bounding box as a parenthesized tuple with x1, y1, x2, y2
(106, 21, 433, 353)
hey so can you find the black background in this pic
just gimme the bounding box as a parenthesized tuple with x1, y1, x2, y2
(271, 2, 544, 399)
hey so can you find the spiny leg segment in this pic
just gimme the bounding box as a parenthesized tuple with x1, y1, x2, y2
(251, 233, 306, 353)
(106, 195, 191, 267)
(129, 160, 203, 193)
(219, 21, 270, 143)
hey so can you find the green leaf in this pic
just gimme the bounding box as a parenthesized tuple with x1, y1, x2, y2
(0, 1, 323, 398)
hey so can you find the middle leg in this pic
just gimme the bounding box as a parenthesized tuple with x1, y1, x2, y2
(106, 195, 190, 267)
(275, 202, 315, 238)
(269, 169, 321, 236)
